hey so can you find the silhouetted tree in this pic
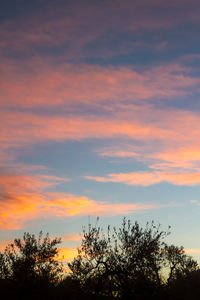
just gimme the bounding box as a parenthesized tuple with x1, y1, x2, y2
(0, 220, 199, 299)
(0, 252, 10, 298)
(1, 231, 62, 299)
(163, 244, 198, 284)
(167, 269, 200, 300)
(0, 252, 8, 279)
(68, 218, 198, 299)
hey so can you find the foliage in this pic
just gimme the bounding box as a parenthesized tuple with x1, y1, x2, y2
(167, 269, 200, 300)
(68, 218, 198, 299)
(0, 220, 199, 299)
(0, 231, 62, 299)
(4, 231, 62, 284)
(0, 252, 8, 279)
(163, 244, 198, 283)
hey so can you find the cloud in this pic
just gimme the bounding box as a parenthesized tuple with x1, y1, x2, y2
(0, 171, 157, 230)
(190, 200, 200, 207)
(1, 0, 200, 59)
(61, 234, 82, 242)
(185, 248, 200, 255)
(97, 150, 139, 158)
(1, 59, 200, 191)
(0, 112, 173, 150)
(0, 172, 68, 194)
(0, 60, 198, 110)
(1, 58, 200, 164)
(97, 144, 200, 172)
(151, 146, 200, 170)
(85, 170, 200, 186)
(2, 101, 200, 155)
(2, 66, 200, 186)
(1, 38, 200, 190)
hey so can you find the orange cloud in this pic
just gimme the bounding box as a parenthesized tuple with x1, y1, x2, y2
(151, 146, 200, 169)
(0, 171, 158, 230)
(45, 192, 157, 216)
(185, 248, 200, 255)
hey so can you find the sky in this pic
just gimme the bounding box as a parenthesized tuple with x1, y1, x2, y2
(1, 0, 200, 262)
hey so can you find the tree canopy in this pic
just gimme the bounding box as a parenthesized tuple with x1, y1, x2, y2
(0, 231, 62, 299)
(68, 218, 198, 299)
(0, 218, 199, 300)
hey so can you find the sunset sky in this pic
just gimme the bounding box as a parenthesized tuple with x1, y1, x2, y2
(1, 0, 200, 262)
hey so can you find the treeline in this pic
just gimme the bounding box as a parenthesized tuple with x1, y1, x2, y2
(0, 218, 200, 299)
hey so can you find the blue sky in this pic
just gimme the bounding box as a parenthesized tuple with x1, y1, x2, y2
(1, 0, 200, 261)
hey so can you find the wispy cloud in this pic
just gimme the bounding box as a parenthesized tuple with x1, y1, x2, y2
(185, 248, 200, 255)
(1, 0, 200, 59)
(2, 103, 200, 153)
(190, 200, 200, 207)
(1, 60, 198, 109)
(0, 171, 157, 230)
(2, 65, 200, 188)
(85, 170, 200, 186)
(61, 234, 82, 242)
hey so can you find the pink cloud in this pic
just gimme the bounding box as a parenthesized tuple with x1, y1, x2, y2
(61, 234, 81, 242)
(0, 61, 198, 109)
(2, 101, 200, 152)
(150, 146, 200, 170)
(97, 150, 139, 158)
(0, 110, 176, 157)
(2, 91, 200, 183)
(1, 57, 200, 188)
(85, 170, 200, 186)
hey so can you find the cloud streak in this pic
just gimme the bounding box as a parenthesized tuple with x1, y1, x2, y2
(1, 0, 200, 59)
(1, 61, 198, 109)
(2, 68, 200, 189)
(185, 248, 200, 255)
(0, 171, 157, 230)
(85, 170, 200, 186)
